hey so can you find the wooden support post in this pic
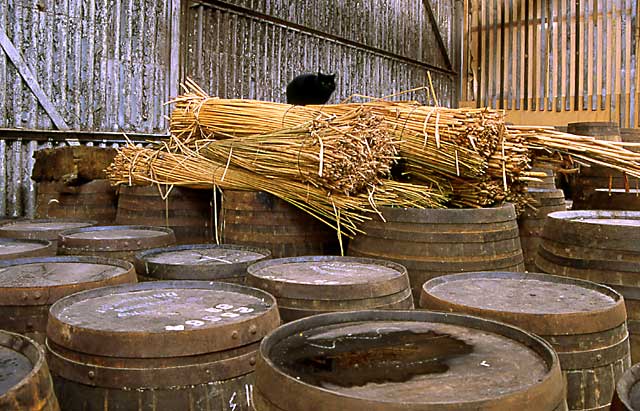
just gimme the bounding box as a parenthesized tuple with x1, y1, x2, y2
(0, 29, 70, 131)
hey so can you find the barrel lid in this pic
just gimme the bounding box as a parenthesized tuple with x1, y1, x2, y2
(58, 225, 176, 251)
(0, 218, 97, 241)
(47, 281, 280, 358)
(0, 256, 135, 305)
(255, 310, 564, 411)
(0, 331, 44, 401)
(614, 362, 640, 410)
(136, 244, 271, 280)
(375, 203, 516, 224)
(0, 342, 32, 396)
(545, 210, 640, 251)
(420, 271, 626, 335)
(247, 256, 409, 300)
(0, 238, 53, 258)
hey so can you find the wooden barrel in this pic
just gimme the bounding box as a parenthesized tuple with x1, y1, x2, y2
(0, 238, 56, 260)
(46, 281, 280, 411)
(0, 218, 97, 250)
(116, 184, 214, 245)
(565, 122, 638, 204)
(36, 180, 118, 224)
(347, 203, 525, 301)
(612, 362, 640, 410)
(220, 189, 340, 258)
(253, 310, 568, 411)
(420, 271, 630, 411)
(535, 210, 640, 363)
(57, 225, 176, 268)
(573, 188, 640, 211)
(519, 189, 567, 271)
(529, 166, 558, 189)
(246, 256, 413, 322)
(0, 330, 59, 411)
(135, 243, 271, 283)
(0, 256, 136, 344)
(620, 128, 640, 153)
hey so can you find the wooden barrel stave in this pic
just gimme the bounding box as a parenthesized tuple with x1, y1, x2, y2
(536, 210, 640, 363)
(36, 180, 117, 224)
(253, 310, 568, 411)
(420, 271, 630, 411)
(135, 244, 271, 283)
(221, 190, 339, 258)
(46, 281, 280, 411)
(116, 185, 214, 245)
(348, 204, 525, 301)
(0, 256, 137, 344)
(0, 331, 60, 411)
(246, 256, 413, 323)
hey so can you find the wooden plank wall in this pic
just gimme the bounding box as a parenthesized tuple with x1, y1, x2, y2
(462, 0, 639, 127)
(182, 0, 458, 106)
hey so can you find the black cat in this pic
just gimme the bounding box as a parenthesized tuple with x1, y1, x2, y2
(286, 72, 336, 105)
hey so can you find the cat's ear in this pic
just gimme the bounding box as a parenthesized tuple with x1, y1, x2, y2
(329, 73, 336, 80)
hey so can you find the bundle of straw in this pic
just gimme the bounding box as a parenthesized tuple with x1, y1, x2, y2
(197, 107, 397, 195)
(509, 125, 640, 178)
(105, 138, 448, 241)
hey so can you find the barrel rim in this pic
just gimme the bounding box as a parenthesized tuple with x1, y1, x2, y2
(373, 203, 517, 224)
(135, 243, 272, 269)
(0, 330, 49, 406)
(58, 225, 176, 251)
(0, 256, 136, 305)
(419, 271, 627, 335)
(46, 280, 280, 358)
(256, 309, 564, 411)
(246, 255, 410, 300)
(614, 361, 640, 410)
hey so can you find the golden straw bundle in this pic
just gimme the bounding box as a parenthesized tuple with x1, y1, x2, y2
(197, 107, 398, 195)
(105, 138, 448, 239)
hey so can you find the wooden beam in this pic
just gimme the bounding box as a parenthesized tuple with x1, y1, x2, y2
(422, 0, 454, 71)
(0, 29, 69, 131)
(169, 0, 181, 100)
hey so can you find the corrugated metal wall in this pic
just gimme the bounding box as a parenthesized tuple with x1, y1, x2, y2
(182, 0, 458, 105)
(0, 0, 177, 133)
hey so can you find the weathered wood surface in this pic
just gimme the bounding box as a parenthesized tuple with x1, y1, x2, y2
(536, 210, 640, 363)
(47, 281, 280, 411)
(135, 243, 271, 283)
(247, 256, 413, 322)
(0, 330, 59, 411)
(116, 185, 215, 245)
(254, 310, 568, 411)
(420, 271, 630, 411)
(221, 190, 339, 258)
(35, 180, 117, 224)
(348, 203, 525, 302)
(518, 189, 567, 271)
(57, 225, 176, 267)
(0, 256, 136, 344)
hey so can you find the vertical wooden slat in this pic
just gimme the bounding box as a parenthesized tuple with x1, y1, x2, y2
(483, 0, 490, 106)
(553, 0, 561, 111)
(516, 0, 524, 110)
(531, 0, 538, 110)
(595, 0, 603, 111)
(633, 0, 639, 127)
(585, 0, 593, 111)
(488, 0, 495, 107)
(624, 0, 632, 126)
(523, 0, 529, 110)
(499, 0, 505, 109)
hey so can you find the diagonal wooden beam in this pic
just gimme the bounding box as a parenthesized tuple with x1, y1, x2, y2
(0, 28, 69, 130)
(422, 0, 454, 72)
